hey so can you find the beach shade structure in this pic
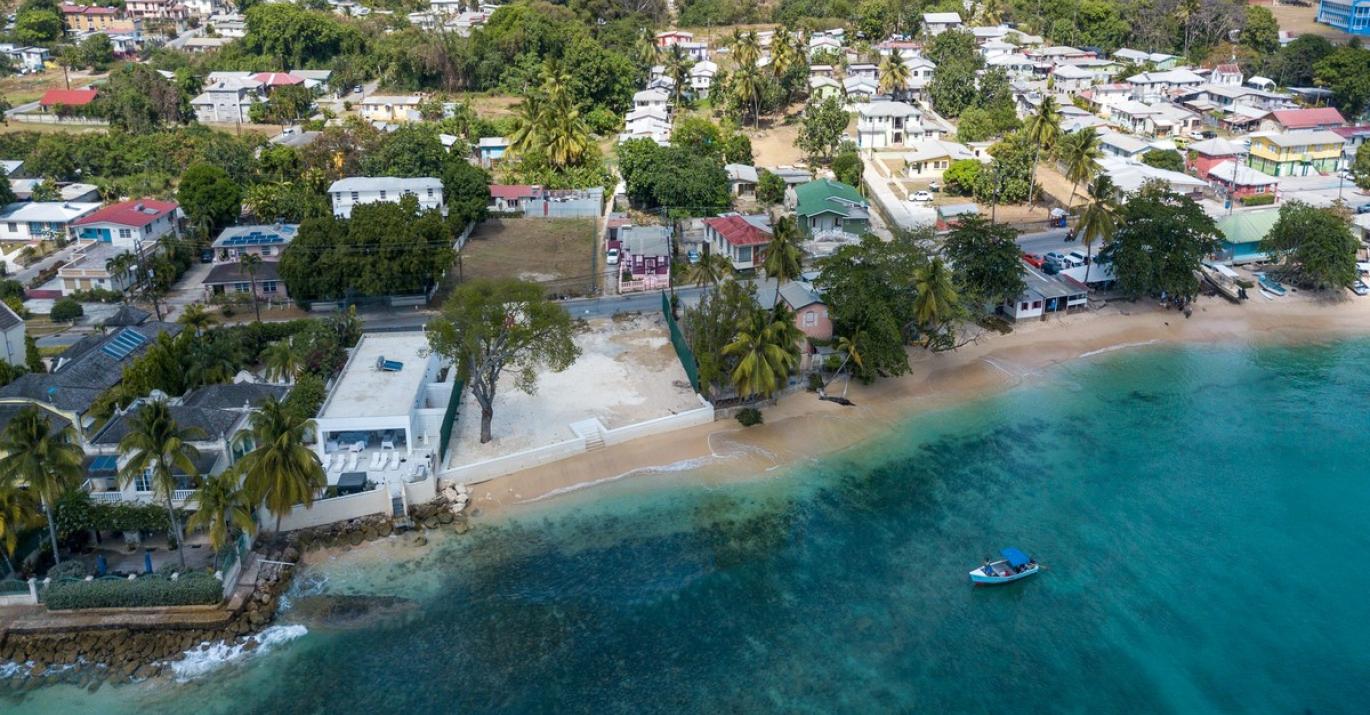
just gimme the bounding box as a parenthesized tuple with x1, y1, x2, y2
(1001, 547, 1031, 568)
(144, 551, 154, 574)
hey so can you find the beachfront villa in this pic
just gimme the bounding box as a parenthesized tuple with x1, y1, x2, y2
(312, 332, 456, 499)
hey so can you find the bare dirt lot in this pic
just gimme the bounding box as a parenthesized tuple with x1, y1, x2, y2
(454, 218, 598, 297)
(1268, 2, 1355, 43)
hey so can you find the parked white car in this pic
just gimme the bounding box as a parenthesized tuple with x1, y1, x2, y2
(606, 247, 620, 265)
(911, 190, 933, 202)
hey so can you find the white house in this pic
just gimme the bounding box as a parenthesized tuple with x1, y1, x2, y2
(619, 107, 671, 145)
(980, 39, 1018, 59)
(312, 333, 451, 501)
(847, 63, 878, 81)
(1051, 64, 1095, 93)
(633, 88, 670, 113)
(1098, 131, 1154, 160)
(359, 95, 423, 123)
(857, 101, 925, 149)
(328, 177, 445, 219)
(0, 201, 101, 242)
(903, 139, 978, 179)
(986, 53, 1036, 80)
(1097, 156, 1207, 196)
(1127, 69, 1204, 103)
(71, 199, 181, 249)
(808, 35, 843, 57)
(689, 60, 717, 94)
(922, 12, 963, 35)
(191, 73, 262, 124)
(843, 76, 880, 102)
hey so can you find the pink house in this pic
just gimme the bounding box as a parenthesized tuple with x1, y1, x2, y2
(1187, 137, 1243, 181)
(758, 278, 832, 341)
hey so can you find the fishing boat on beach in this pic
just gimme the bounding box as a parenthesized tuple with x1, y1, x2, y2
(969, 548, 1040, 585)
(1199, 263, 1244, 303)
(1256, 273, 1286, 297)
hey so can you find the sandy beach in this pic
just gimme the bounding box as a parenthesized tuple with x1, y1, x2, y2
(467, 291, 1370, 515)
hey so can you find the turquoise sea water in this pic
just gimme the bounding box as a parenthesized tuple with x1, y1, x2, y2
(8, 339, 1370, 714)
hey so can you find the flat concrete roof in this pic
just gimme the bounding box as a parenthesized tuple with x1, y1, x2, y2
(319, 333, 431, 420)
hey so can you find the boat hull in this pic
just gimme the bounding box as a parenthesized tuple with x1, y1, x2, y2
(969, 564, 1040, 585)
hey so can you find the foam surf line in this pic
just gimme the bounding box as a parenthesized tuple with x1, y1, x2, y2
(519, 454, 724, 503)
(165, 625, 308, 682)
(1077, 339, 1161, 359)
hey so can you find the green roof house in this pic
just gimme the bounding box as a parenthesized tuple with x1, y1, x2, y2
(1215, 209, 1279, 264)
(789, 179, 870, 237)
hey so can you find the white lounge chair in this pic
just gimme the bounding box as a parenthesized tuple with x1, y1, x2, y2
(345, 453, 358, 471)
(328, 454, 343, 474)
(388, 452, 400, 470)
(370, 452, 384, 469)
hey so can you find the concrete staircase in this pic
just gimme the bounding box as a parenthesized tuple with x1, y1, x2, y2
(570, 419, 607, 452)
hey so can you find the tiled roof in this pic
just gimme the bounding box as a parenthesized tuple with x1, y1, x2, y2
(251, 72, 304, 86)
(72, 199, 178, 228)
(39, 89, 98, 107)
(178, 382, 289, 410)
(489, 184, 540, 200)
(1271, 107, 1346, 129)
(703, 215, 772, 247)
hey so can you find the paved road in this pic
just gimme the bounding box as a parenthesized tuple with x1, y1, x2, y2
(1015, 228, 1077, 259)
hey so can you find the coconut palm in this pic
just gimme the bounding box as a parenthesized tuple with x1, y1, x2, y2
(686, 245, 733, 288)
(879, 49, 912, 99)
(261, 337, 303, 384)
(731, 66, 765, 128)
(0, 483, 35, 575)
(0, 407, 84, 566)
(178, 303, 214, 336)
(1076, 175, 1119, 284)
(508, 93, 544, 158)
(824, 333, 865, 397)
(913, 257, 960, 341)
(185, 468, 255, 556)
(771, 27, 799, 79)
(118, 400, 205, 572)
(636, 28, 660, 73)
(1024, 96, 1063, 210)
(724, 306, 802, 400)
(238, 397, 325, 533)
(763, 216, 804, 308)
(238, 253, 263, 322)
(104, 251, 138, 302)
(664, 44, 694, 108)
(1057, 129, 1102, 209)
(731, 29, 761, 69)
(977, 0, 1005, 25)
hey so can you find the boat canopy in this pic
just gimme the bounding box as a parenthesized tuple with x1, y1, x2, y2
(1001, 547, 1031, 568)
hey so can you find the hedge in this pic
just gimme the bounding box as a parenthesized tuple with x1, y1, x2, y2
(1239, 193, 1276, 207)
(44, 572, 223, 610)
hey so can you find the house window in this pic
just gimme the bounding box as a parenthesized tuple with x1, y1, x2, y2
(1032, 300, 1042, 309)
(379, 190, 387, 200)
(5, 223, 15, 233)
(1020, 302, 1029, 311)
(234, 282, 250, 293)
(351, 191, 359, 201)
(262, 281, 278, 293)
(118, 228, 131, 239)
(135, 470, 153, 493)
(803, 311, 816, 326)
(427, 189, 434, 198)
(261, 247, 273, 256)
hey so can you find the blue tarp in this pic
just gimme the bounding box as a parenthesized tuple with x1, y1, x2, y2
(1001, 547, 1031, 568)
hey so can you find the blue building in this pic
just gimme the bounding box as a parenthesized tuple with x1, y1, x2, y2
(1318, 0, 1370, 35)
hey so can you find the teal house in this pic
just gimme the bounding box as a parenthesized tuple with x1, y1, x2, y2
(1215, 209, 1279, 264)
(788, 179, 870, 237)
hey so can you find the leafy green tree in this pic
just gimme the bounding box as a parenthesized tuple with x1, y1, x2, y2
(239, 397, 325, 533)
(956, 107, 997, 143)
(681, 279, 763, 398)
(1140, 149, 1185, 173)
(0, 483, 34, 575)
(617, 140, 729, 212)
(1315, 45, 1370, 116)
(242, 4, 364, 70)
(49, 298, 83, 323)
(1351, 142, 1370, 190)
(1099, 182, 1221, 307)
(974, 132, 1036, 205)
(814, 232, 931, 379)
(118, 400, 204, 571)
(928, 60, 979, 118)
(1261, 201, 1359, 290)
(362, 124, 448, 178)
(0, 407, 84, 565)
(77, 33, 115, 71)
(1243, 6, 1280, 56)
(563, 35, 637, 114)
(943, 215, 1026, 310)
(797, 95, 850, 164)
(1024, 96, 1062, 208)
(185, 469, 255, 555)
(97, 64, 187, 133)
(426, 279, 581, 443)
(177, 163, 243, 232)
(1273, 35, 1333, 87)
(0, 169, 15, 207)
(724, 305, 802, 400)
(912, 257, 961, 347)
(442, 158, 491, 228)
(832, 148, 864, 187)
(943, 159, 980, 196)
(879, 49, 911, 99)
(756, 169, 786, 205)
(14, 8, 62, 44)
(257, 84, 314, 125)
(671, 116, 725, 157)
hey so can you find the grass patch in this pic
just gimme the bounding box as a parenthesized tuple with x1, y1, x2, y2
(444, 218, 597, 300)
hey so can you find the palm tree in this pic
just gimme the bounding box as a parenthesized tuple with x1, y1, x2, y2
(913, 257, 959, 342)
(238, 397, 325, 533)
(0, 407, 84, 566)
(724, 306, 802, 400)
(1057, 129, 1102, 209)
(824, 333, 865, 397)
(508, 93, 544, 158)
(238, 253, 263, 322)
(1076, 175, 1119, 284)
(771, 27, 798, 79)
(731, 66, 764, 128)
(686, 246, 733, 288)
(977, 0, 1005, 25)
(185, 468, 255, 556)
(763, 216, 804, 308)
(636, 28, 660, 74)
(0, 483, 35, 575)
(879, 49, 912, 99)
(261, 337, 303, 384)
(118, 400, 205, 571)
(731, 29, 761, 69)
(664, 44, 694, 108)
(178, 303, 214, 336)
(1024, 96, 1063, 210)
(104, 251, 138, 303)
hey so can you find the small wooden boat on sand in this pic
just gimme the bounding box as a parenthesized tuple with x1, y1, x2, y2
(1256, 273, 1286, 297)
(970, 548, 1040, 585)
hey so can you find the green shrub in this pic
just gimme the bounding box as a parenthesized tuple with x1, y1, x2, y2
(47, 560, 88, 580)
(806, 373, 824, 392)
(50, 298, 84, 323)
(44, 572, 223, 610)
(67, 287, 125, 303)
(1239, 192, 1276, 207)
(736, 407, 763, 426)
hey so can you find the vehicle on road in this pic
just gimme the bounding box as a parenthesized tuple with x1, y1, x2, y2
(606, 247, 620, 265)
(1022, 253, 1044, 268)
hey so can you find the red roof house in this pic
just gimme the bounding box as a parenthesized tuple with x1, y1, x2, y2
(1269, 107, 1346, 132)
(703, 215, 772, 271)
(39, 89, 98, 108)
(251, 72, 305, 87)
(72, 199, 180, 247)
(488, 184, 541, 212)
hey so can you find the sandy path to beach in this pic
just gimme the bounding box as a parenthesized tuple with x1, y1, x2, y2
(468, 291, 1370, 516)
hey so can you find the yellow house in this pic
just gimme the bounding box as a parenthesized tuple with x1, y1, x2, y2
(1246, 130, 1345, 177)
(358, 95, 424, 123)
(60, 5, 126, 33)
